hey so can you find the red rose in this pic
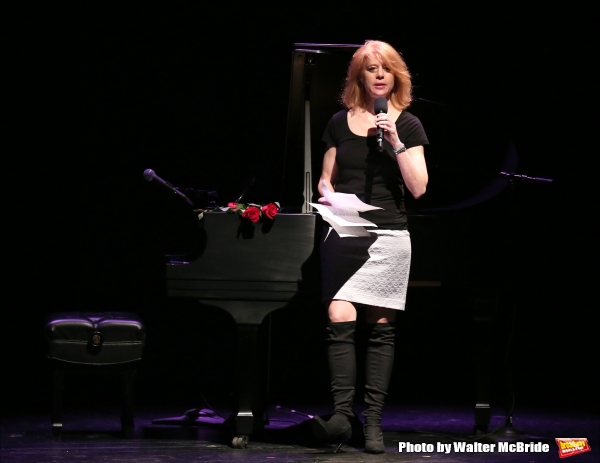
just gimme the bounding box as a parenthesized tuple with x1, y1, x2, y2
(261, 203, 279, 220)
(242, 206, 261, 223)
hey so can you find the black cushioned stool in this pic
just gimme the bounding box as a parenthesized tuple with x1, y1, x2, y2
(45, 312, 146, 437)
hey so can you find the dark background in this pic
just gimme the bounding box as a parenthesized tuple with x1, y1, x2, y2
(6, 2, 595, 420)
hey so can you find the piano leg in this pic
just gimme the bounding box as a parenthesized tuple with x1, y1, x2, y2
(206, 300, 285, 448)
(52, 368, 65, 437)
(232, 323, 264, 447)
(150, 299, 280, 448)
(473, 298, 498, 433)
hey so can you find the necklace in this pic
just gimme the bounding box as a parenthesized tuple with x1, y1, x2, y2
(351, 108, 376, 126)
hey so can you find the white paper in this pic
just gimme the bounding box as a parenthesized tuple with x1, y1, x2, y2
(309, 203, 377, 227)
(321, 216, 372, 237)
(310, 185, 383, 238)
(321, 183, 382, 212)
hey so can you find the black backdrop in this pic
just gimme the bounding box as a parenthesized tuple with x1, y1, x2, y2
(6, 2, 596, 416)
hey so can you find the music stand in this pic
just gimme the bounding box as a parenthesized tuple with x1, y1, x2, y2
(473, 171, 553, 441)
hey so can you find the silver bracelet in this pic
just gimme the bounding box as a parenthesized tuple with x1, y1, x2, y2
(392, 143, 406, 154)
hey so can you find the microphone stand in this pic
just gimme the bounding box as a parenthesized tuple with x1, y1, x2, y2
(477, 171, 553, 442)
(173, 188, 195, 207)
(143, 169, 195, 207)
(497, 172, 553, 184)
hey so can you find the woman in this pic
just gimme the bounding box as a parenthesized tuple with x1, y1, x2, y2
(311, 40, 429, 454)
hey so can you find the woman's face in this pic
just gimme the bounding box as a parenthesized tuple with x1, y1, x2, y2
(361, 57, 395, 102)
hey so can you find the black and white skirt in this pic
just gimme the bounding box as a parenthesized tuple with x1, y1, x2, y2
(320, 227, 411, 310)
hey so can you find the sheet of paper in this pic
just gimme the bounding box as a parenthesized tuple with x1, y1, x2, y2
(311, 185, 383, 237)
(321, 216, 372, 238)
(310, 202, 378, 238)
(321, 183, 383, 212)
(309, 203, 377, 227)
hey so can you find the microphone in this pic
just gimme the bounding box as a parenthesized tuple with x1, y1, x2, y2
(374, 97, 388, 152)
(143, 169, 194, 206)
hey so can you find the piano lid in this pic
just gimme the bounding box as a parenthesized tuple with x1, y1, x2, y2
(293, 42, 364, 52)
(281, 43, 362, 211)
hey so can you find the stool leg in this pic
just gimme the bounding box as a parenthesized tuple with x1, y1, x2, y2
(52, 369, 64, 438)
(121, 369, 136, 438)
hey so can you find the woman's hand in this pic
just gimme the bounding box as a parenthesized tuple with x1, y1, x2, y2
(375, 112, 401, 147)
(317, 197, 332, 206)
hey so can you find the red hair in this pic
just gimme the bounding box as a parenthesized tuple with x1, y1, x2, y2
(342, 40, 412, 110)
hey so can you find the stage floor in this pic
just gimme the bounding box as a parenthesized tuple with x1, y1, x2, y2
(1, 400, 598, 462)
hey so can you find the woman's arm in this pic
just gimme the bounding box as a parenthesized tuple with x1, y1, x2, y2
(375, 112, 428, 198)
(318, 144, 338, 201)
(395, 145, 428, 199)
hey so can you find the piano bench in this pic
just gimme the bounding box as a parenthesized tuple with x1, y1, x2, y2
(44, 312, 146, 438)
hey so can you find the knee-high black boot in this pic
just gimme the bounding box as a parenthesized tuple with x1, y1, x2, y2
(363, 322, 395, 454)
(312, 321, 356, 445)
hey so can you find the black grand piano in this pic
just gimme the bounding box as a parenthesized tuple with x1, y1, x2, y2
(164, 212, 318, 448)
(157, 43, 516, 447)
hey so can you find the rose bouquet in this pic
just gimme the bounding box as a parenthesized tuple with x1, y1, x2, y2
(197, 202, 280, 222)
